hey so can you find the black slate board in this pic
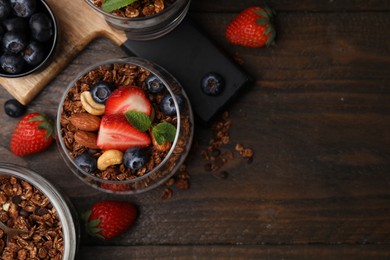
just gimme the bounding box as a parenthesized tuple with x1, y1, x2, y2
(121, 18, 253, 123)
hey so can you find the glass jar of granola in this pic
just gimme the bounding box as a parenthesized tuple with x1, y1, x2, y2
(56, 57, 194, 194)
(0, 162, 78, 259)
(85, 0, 191, 40)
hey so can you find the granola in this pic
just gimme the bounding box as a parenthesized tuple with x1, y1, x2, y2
(60, 62, 192, 192)
(92, 0, 176, 18)
(0, 176, 63, 259)
(201, 111, 255, 176)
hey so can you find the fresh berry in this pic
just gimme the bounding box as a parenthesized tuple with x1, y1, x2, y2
(23, 41, 45, 65)
(75, 153, 97, 173)
(201, 72, 225, 96)
(29, 12, 53, 42)
(123, 147, 149, 171)
(100, 182, 131, 192)
(2, 16, 28, 31)
(91, 81, 114, 104)
(0, 52, 24, 74)
(2, 30, 27, 53)
(160, 94, 184, 116)
(0, 0, 11, 20)
(97, 114, 151, 151)
(145, 75, 164, 93)
(4, 98, 26, 117)
(104, 86, 152, 116)
(226, 6, 276, 48)
(10, 0, 36, 18)
(10, 112, 55, 156)
(82, 200, 137, 240)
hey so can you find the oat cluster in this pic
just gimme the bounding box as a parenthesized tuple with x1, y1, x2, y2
(0, 177, 63, 259)
(201, 111, 254, 177)
(93, 0, 176, 18)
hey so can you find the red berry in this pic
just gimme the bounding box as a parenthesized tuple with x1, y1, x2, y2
(10, 112, 55, 156)
(226, 6, 276, 48)
(83, 201, 137, 240)
(104, 86, 152, 116)
(97, 114, 151, 151)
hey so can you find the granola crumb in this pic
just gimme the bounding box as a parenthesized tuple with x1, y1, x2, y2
(161, 188, 173, 200)
(201, 111, 255, 176)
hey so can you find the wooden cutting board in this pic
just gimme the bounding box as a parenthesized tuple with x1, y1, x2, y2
(0, 0, 128, 105)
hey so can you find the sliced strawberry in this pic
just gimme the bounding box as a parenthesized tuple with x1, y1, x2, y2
(104, 86, 152, 116)
(97, 114, 151, 151)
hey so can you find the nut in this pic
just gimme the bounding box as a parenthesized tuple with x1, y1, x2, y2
(69, 112, 101, 131)
(150, 129, 172, 152)
(80, 91, 105, 115)
(74, 130, 99, 149)
(97, 150, 123, 170)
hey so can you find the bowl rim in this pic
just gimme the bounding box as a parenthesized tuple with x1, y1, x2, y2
(0, 0, 58, 78)
(56, 57, 194, 192)
(84, 0, 188, 22)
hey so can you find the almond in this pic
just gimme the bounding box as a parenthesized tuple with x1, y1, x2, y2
(70, 113, 101, 131)
(74, 131, 99, 149)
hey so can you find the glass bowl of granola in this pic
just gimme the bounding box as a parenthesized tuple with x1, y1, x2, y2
(0, 162, 78, 259)
(84, 0, 191, 40)
(56, 57, 194, 194)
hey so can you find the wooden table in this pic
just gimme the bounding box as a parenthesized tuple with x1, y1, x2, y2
(1, 1, 390, 259)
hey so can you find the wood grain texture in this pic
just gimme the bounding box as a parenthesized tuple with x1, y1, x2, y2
(0, 0, 127, 105)
(76, 245, 390, 260)
(0, 0, 390, 258)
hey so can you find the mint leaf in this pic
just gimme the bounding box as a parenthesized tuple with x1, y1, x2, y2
(102, 0, 139, 13)
(152, 122, 176, 145)
(125, 110, 152, 132)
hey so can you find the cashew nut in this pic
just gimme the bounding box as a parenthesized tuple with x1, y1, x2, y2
(80, 91, 105, 115)
(97, 150, 123, 170)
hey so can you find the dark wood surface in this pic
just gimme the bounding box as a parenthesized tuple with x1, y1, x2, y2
(1, 0, 390, 259)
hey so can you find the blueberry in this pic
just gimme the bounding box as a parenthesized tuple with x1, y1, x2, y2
(2, 16, 28, 32)
(29, 12, 53, 42)
(146, 75, 164, 93)
(2, 31, 27, 53)
(201, 72, 225, 96)
(75, 153, 97, 173)
(0, 52, 24, 73)
(160, 94, 184, 116)
(4, 98, 26, 117)
(0, 0, 11, 20)
(23, 41, 45, 65)
(91, 81, 114, 104)
(123, 147, 149, 171)
(10, 0, 36, 18)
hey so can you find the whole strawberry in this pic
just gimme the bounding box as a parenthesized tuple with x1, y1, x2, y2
(226, 6, 276, 48)
(10, 112, 55, 156)
(82, 200, 137, 240)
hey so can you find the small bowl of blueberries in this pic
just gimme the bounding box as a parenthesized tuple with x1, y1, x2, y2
(0, 0, 57, 77)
